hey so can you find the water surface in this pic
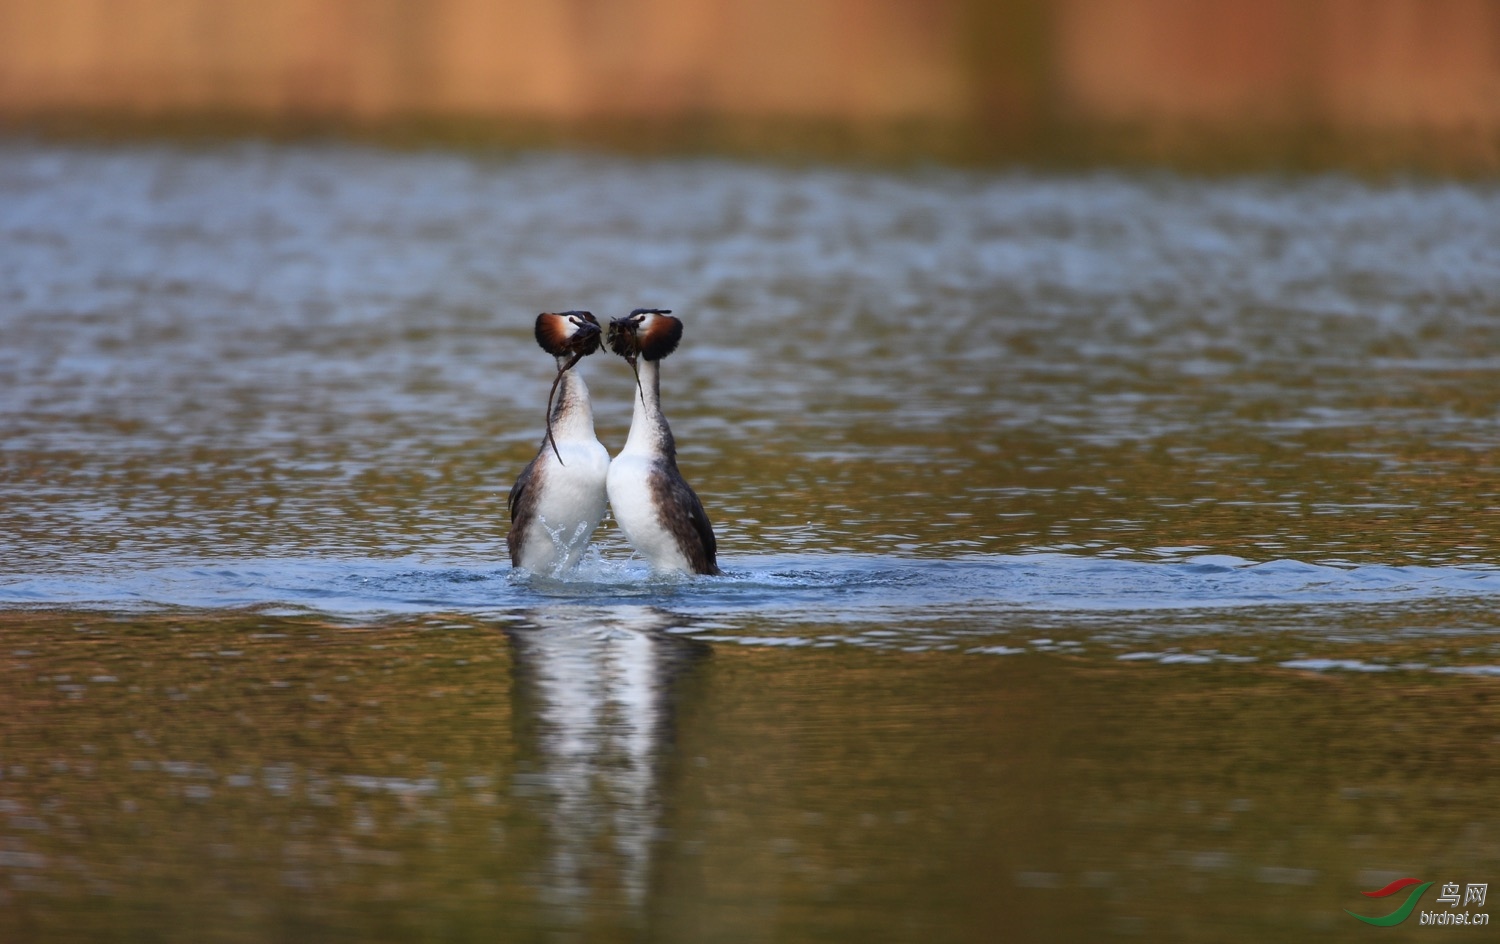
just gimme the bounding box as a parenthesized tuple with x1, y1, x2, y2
(1, 142, 1497, 941)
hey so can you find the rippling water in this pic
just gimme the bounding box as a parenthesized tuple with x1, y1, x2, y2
(1, 142, 1497, 941)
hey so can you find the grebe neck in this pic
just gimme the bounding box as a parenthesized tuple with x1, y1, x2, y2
(548, 358, 598, 442)
(622, 358, 674, 458)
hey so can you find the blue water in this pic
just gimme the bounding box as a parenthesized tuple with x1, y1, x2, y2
(3, 139, 1499, 684)
(5, 552, 1497, 676)
(5, 552, 1497, 616)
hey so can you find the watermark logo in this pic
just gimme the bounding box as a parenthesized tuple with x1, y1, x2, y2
(1347, 878, 1489, 927)
(1348, 878, 1433, 927)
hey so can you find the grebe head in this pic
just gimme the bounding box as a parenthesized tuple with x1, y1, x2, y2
(607, 308, 682, 368)
(536, 310, 601, 362)
(534, 310, 601, 466)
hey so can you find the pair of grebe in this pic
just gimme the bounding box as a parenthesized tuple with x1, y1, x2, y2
(506, 308, 719, 576)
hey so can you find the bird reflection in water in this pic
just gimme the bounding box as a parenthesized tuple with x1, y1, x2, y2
(506, 605, 709, 922)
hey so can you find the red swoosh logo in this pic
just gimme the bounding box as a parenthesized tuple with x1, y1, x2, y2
(1362, 878, 1423, 898)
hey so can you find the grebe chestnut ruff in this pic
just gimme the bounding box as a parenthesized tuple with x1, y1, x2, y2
(605, 309, 720, 575)
(506, 311, 611, 574)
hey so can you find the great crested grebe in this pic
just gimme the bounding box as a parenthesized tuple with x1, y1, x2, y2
(506, 311, 611, 574)
(605, 309, 720, 575)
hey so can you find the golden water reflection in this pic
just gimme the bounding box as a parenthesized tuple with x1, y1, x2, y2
(0, 610, 1493, 942)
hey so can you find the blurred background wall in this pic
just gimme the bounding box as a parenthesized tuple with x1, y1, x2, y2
(1, 0, 1497, 170)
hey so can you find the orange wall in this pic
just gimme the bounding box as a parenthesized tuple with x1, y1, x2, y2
(1057, 0, 1500, 130)
(1, 0, 1497, 152)
(0, 0, 966, 121)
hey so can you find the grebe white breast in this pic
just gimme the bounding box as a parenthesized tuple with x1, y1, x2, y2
(506, 311, 611, 574)
(605, 309, 720, 575)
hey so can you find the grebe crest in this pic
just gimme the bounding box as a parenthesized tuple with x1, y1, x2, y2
(607, 308, 681, 363)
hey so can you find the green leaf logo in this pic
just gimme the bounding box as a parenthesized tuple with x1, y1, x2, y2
(1346, 879, 1433, 927)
